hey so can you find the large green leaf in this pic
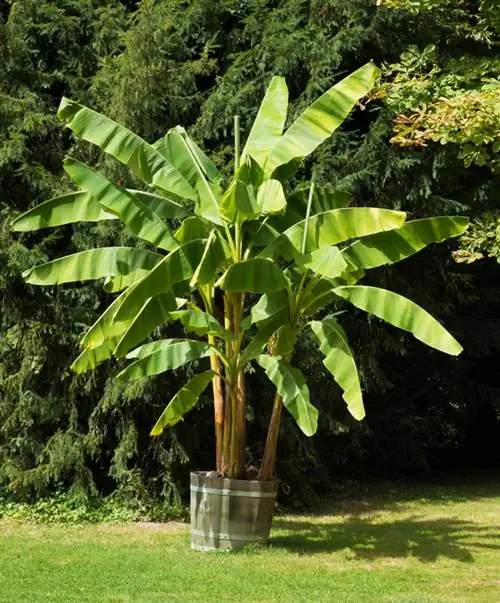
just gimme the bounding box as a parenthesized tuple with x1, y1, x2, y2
(71, 341, 117, 374)
(64, 157, 177, 251)
(80, 289, 131, 350)
(220, 258, 289, 293)
(310, 317, 364, 420)
(11, 189, 188, 233)
(334, 285, 463, 355)
(272, 325, 298, 356)
(11, 191, 116, 231)
(288, 185, 351, 216)
(155, 127, 222, 187)
(23, 247, 162, 285)
(150, 370, 216, 435)
(256, 179, 287, 215)
(169, 309, 230, 340)
(241, 76, 288, 167)
(129, 190, 189, 221)
(239, 309, 289, 365)
(262, 208, 406, 261)
(220, 180, 253, 222)
(245, 220, 281, 252)
(249, 187, 350, 241)
(103, 268, 156, 293)
(117, 339, 213, 381)
(296, 245, 348, 279)
(73, 293, 176, 371)
(113, 240, 206, 321)
(155, 126, 224, 225)
(342, 217, 470, 270)
(251, 289, 289, 325)
(220, 177, 285, 223)
(256, 355, 318, 436)
(114, 293, 176, 358)
(300, 269, 364, 316)
(71, 289, 133, 373)
(57, 97, 197, 201)
(190, 230, 230, 287)
(174, 216, 208, 244)
(264, 63, 378, 176)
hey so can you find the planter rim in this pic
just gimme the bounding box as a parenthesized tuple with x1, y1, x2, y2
(191, 470, 278, 487)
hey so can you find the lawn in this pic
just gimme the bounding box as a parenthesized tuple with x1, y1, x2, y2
(1, 477, 500, 602)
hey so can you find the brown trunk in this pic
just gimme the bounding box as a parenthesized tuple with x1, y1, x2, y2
(221, 379, 232, 475)
(210, 355, 224, 474)
(257, 392, 283, 481)
(236, 369, 246, 473)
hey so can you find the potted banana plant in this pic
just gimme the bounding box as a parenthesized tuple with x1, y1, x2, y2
(12, 62, 468, 550)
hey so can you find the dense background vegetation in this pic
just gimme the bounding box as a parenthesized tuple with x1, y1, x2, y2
(1, 0, 499, 508)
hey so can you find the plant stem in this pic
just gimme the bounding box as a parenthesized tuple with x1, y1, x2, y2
(301, 175, 316, 255)
(236, 368, 246, 473)
(234, 115, 240, 174)
(233, 115, 243, 262)
(257, 392, 283, 481)
(210, 351, 224, 474)
(221, 292, 246, 478)
(221, 294, 233, 474)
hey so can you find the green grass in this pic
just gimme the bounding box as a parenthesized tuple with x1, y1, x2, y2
(1, 477, 500, 602)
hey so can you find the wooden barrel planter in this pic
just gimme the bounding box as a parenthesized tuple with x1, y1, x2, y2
(190, 471, 278, 551)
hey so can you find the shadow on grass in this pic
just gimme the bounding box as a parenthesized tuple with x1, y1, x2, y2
(286, 473, 500, 518)
(271, 515, 500, 562)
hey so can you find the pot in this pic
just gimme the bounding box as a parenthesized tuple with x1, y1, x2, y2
(190, 471, 278, 551)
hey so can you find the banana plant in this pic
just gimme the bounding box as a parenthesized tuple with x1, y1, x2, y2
(12, 62, 468, 480)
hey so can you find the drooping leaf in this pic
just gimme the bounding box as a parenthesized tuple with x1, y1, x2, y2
(112, 240, 206, 321)
(334, 285, 463, 355)
(264, 63, 378, 176)
(23, 247, 163, 285)
(262, 208, 406, 261)
(71, 290, 133, 373)
(342, 217, 470, 270)
(296, 245, 348, 279)
(241, 76, 289, 167)
(71, 342, 116, 374)
(64, 157, 177, 251)
(310, 317, 364, 420)
(57, 97, 197, 200)
(11, 189, 189, 233)
(256, 355, 318, 436)
(11, 191, 116, 231)
(220, 258, 289, 293)
(150, 370, 216, 435)
(118, 339, 213, 381)
(114, 293, 177, 358)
